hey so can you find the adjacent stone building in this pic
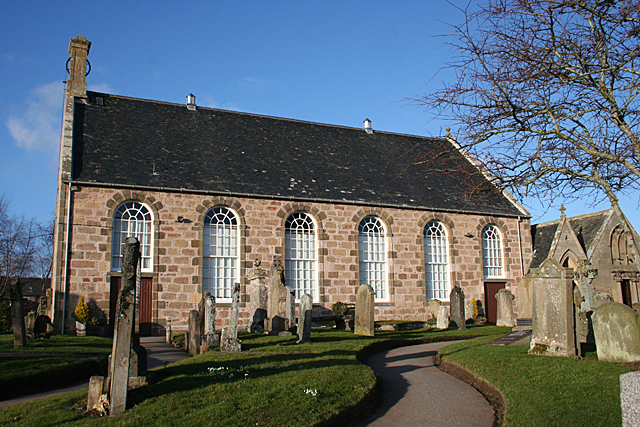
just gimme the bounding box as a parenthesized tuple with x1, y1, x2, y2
(50, 36, 532, 335)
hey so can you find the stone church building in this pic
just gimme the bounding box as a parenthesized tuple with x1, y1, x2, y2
(50, 36, 533, 335)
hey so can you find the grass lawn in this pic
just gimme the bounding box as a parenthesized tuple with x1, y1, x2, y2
(0, 326, 507, 427)
(0, 334, 112, 400)
(438, 336, 632, 427)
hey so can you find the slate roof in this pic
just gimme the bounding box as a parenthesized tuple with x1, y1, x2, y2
(529, 210, 611, 269)
(71, 92, 527, 217)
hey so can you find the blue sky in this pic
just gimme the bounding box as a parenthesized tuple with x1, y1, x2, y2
(0, 1, 637, 230)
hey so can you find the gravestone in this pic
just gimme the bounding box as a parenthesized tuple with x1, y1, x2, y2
(201, 292, 219, 349)
(620, 371, 640, 427)
(449, 285, 466, 330)
(592, 302, 640, 363)
(221, 283, 242, 352)
(465, 300, 474, 321)
(285, 287, 296, 330)
(25, 311, 36, 337)
(528, 258, 576, 358)
(297, 293, 312, 343)
(87, 375, 106, 412)
(354, 284, 375, 336)
(165, 317, 172, 344)
(187, 309, 201, 356)
(429, 299, 441, 321)
(34, 315, 55, 338)
(248, 260, 268, 333)
(108, 237, 140, 415)
(496, 288, 516, 327)
(269, 259, 289, 333)
(436, 305, 450, 329)
(9, 277, 27, 348)
(594, 290, 614, 308)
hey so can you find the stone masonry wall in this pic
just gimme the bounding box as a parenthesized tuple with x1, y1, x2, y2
(59, 185, 531, 333)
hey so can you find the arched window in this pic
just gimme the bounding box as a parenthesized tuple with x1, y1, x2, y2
(285, 212, 317, 301)
(359, 216, 388, 301)
(482, 225, 504, 278)
(203, 207, 239, 300)
(112, 201, 153, 272)
(611, 226, 630, 266)
(424, 221, 449, 300)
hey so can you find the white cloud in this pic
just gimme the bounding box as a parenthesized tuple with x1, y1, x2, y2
(5, 81, 65, 153)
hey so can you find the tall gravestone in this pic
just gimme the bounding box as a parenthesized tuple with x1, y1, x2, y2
(221, 283, 242, 352)
(528, 258, 576, 358)
(165, 317, 172, 344)
(592, 302, 640, 363)
(9, 277, 27, 348)
(202, 292, 219, 349)
(269, 259, 289, 333)
(354, 284, 375, 336)
(496, 288, 516, 327)
(187, 309, 201, 356)
(109, 237, 139, 415)
(436, 305, 450, 329)
(248, 260, 268, 333)
(297, 293, 312, 343)
(449, 285, 466, 330)
(285, 287, 296, 330)
(429, 299, 441, 321)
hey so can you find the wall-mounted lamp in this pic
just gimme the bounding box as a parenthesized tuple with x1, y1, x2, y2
(176, 216, 184, 223)
(464, 232, 475, 238)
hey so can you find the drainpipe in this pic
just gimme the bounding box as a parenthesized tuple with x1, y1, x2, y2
(517, 216, 524, 276)
(61, 183, 72, 334)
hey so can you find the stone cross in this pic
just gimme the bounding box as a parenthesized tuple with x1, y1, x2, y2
(297, 293, 313, 343)
(108, 237, 140, 416)
(221, 283, 242, 352)
(10, 277, 27, 348)
(248, 260, 268, 333)
(354, 284, 375, 336)
(495, 288, 516, 327)
(449, 285, 466, 330)
(202, 292, 219, 349)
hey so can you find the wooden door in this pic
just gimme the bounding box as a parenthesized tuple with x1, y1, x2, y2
(621, 280, 632, 307)
(109, 276, 153, 336)
(484, 282, 505, 324)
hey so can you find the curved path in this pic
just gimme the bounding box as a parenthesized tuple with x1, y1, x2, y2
(354, 341, 494, 427)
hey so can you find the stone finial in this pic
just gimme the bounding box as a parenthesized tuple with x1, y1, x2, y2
(560, 203, 566, 219)
(67, 35, 91, 98)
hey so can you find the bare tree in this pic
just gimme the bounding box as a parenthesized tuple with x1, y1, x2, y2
(0, 195, 53, 297)
(412, 0, 640, 213)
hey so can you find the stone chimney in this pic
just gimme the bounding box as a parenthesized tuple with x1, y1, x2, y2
(66, 35, 91, 98)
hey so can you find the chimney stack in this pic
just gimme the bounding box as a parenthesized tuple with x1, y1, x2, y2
(66, 35, 91, 98)
(363, 118, 373, 134)
(186, 93, 196, 110)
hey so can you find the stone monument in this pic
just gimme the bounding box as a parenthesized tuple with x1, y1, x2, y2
(429, 299, 441, 322)
(108, 237, 140, 415)
(221, 283, 242, 352)
(297, 293, 312, 343)
(9, 277, 27, 348)
(354, 284, 375, 336)
(201, 292, 219, 350)
(436, 305, 450, 329)
(165, 317, 172, 344)
(528, 258, 576, 358)
(248, 259, 268, 333)
(449, 285, 466, 330)
(496, 288, 516, 327)
(592, 302, 640, 363)
(269, 259, 289, 333)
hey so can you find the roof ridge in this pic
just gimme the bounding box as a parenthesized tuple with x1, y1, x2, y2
(86, 90, 446, 141)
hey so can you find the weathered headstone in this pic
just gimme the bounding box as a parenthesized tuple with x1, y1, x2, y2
(38, 290, 51, 316)
(87, 376, 106, 412)
(221, 283, 242, 352)
(465, 300, 474, 321)
(25, 311, 36, 337)
(34, 315, 55, 338)
(620, 371, 640, 427)
(108, 237, 140, 416)
(633, 303, 640, 317)
(10, 277, 27, 348)
(449, 285, 466, 330)
(354, 284, 375, 336)
(286, 287, 296, 330)
(269, 260, 289, 333)
(594, 290, 614, 308)
(248, 260, 268, 333)
(496, 288, 516, 327)
(429, 299, 441, 321)
(528, 258, 576, 358)
(592, 302, 640, 363)
(165, 317, 172, 344)
(436, 305, 449, 329)
(297, 293, 312, 343)
(202, 292, 219, 349)
(187, 309, 201, 356)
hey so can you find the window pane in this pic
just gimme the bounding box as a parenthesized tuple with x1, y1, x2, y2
(359, 216, 387, 300)
(285, 212, 317, 300)
(112, 202, 153, 272)
(425, 221, 449, 301)
(203, 207, 239, 299)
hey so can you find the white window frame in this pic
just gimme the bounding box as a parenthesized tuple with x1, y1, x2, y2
(111, 201, 153, 273)
(203, 206, 240, 302)
(424, 221, 450, 301)
(285, 212, 318, 302)
(358, 216, 388, 302)
(482, 224, 504, 278)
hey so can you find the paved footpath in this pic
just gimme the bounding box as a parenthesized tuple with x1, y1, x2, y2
(0, 336, 189, 409)
(354, 341, 494, 427)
